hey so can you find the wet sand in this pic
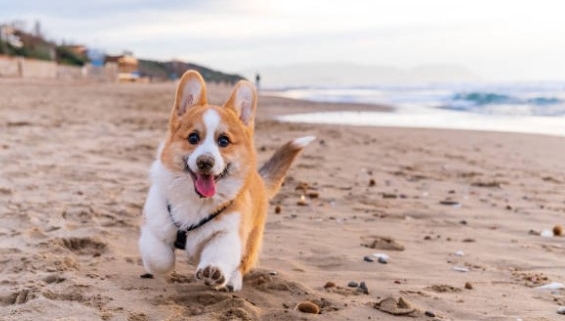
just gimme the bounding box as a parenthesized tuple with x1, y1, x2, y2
(1, 78, 564, 320)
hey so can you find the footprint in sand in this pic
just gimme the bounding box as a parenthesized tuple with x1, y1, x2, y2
(42, 285, 111, 308)
(60, 236, 107, 256)
(162, 283, 261, 320)
(361, 235, 405, 251)
(323, 281, 367, 296)
(373, 296, 417, 316)
(426, 284, 462, 293)
(0, 288, 37, 306)
(155, 269, 340, 319)
(244, 269, 308, 294)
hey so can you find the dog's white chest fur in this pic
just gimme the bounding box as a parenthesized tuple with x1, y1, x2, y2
(150, 159, 241, 247)
(140, 159, 244, 288)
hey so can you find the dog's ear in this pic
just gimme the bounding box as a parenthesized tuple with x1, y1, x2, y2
(174, 70, 208, 117)
(223, 80, 257, 127)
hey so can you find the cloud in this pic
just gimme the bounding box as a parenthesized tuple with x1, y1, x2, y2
(2, 0, 565, 80)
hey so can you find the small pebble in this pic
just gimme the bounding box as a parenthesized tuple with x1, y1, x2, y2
(269, 270, 278, 276)
(348, 281, 358, 288)
(140, 273, 154, 279)
(557, 306, 565, 315)
(464, 282, 473, 290)
(43, 274, 65, 284)
(373, 253, 389, 260)
(540, 229, 554, 238)
(363, 255, 374, 262)
(369, 179, 376, 187)
(324, 281, 336, 289)
(454, 250, 465, 256)
(372, 253, 389, 264)
(536, 282, 564, 290)
(358, 281, 369, 294)
(425, 311, 436, 317)
(459, 220, 468, 225)
(296, 301, 320, 314)
(295, 182, 309, 191)
(307, 191, 320, 198)
(452, 266, 469, 273)
(382, 193, 397, 199)
(553, 225, 563, 237)
(439, 200, 460, 206)
(297, 195, 308, 206)
(274, 205, 282, 214)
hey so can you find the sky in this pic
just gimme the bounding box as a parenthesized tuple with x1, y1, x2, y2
(2, 0, 565, 82)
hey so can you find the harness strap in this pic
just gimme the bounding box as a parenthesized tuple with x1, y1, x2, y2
(168, 201, 233, 250)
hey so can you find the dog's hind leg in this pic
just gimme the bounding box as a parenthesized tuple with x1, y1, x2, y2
(238, 223, 264, 276)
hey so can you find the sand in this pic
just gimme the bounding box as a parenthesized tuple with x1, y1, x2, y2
(1, 78, 564, 321)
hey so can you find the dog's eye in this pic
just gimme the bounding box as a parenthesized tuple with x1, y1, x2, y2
(188, 133, 200, 145)
(217, 135, 230, 148)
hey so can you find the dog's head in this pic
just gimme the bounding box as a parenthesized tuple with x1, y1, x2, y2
(160, 70, 257, 199)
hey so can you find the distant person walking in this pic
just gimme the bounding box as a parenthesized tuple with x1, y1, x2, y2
(255, 73, 261, 92)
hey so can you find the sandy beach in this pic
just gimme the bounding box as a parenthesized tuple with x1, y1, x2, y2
(1, 78, 565, 321)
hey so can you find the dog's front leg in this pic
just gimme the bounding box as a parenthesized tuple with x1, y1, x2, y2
(138, 186, 177, 275)
(139, 224, 176, 275)
(196, 230, 242, 291)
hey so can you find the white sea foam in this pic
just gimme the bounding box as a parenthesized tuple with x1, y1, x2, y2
(277, 110, 565, 137)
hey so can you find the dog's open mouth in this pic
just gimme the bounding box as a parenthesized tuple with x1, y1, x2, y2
(187, 164, 230, 198)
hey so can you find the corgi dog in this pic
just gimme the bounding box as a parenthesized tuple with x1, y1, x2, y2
(138, 70, 314, 291)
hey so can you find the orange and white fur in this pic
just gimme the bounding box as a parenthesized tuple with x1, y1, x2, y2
(138, 70, 314, 291)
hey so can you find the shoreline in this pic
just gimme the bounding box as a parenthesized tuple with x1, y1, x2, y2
(1, 79, 565, 320)
(275, 110, 565, 139)
(256, 91, 393, 118)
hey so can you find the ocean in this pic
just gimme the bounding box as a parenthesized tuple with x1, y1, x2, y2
(267, 81, 565, 137)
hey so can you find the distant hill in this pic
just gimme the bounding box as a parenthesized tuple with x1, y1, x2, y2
(0, 24, 87, 66)
(1, 21, 245, 83)
(138, 59, 245, 84)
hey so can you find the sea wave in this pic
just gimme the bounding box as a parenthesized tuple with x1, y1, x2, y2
(265, 82, 565, 117)
(445, 91, 565, 116)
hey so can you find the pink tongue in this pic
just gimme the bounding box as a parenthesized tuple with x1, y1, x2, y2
(195, 174, 216, 197)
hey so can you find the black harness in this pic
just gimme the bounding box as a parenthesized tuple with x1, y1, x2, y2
(167, 201, 233, 250)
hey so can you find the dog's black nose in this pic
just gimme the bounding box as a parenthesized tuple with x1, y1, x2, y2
(196, 154, 215, 171)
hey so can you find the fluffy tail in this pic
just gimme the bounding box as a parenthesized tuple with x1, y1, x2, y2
(259, 136, 316, 199)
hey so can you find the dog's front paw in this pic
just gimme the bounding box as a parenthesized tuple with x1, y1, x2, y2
(226, 270, 242, 292)
(196, 265, 226, 287)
